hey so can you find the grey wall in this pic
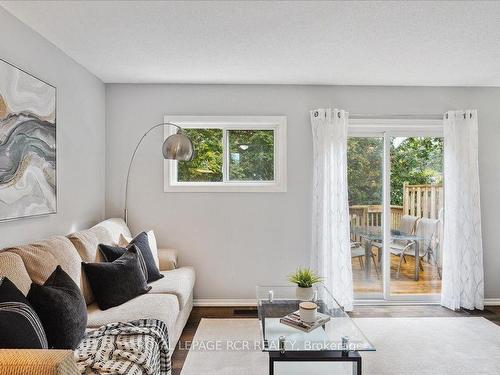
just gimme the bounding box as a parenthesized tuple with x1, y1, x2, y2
(0, 7, 106, 247)
(105, 84, 500, 301)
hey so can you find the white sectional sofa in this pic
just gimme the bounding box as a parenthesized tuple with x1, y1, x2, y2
(0, 218, 194, 372)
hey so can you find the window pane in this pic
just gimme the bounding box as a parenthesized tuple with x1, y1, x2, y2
(177, 128, 223, 182)
(348, 137, 384, 298)
(390, 137, 443, 295)
(228, 130, 274, 181)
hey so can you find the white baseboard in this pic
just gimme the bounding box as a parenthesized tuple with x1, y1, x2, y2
(194, 299, 439, 307)
(354, 299, 440, 306)
(194, 298, 500, 307)
(194, 299, 257, 307)
(484, 298, 500, 306)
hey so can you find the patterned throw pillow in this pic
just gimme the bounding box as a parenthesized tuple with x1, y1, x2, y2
(0, 277, 48, 349)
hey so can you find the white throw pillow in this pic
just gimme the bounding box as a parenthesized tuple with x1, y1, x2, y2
(118, 230, 160, 269)
(146, 231, 160, 269)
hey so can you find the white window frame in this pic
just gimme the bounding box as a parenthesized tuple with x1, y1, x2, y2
(163, 115, 287, 192)
(348, 118, 443, 304)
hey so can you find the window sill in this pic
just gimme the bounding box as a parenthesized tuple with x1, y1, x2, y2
(164, 182, 287, 193)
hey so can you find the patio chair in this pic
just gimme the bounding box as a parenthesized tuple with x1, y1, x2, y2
(395, 215, 419, 240)
(391, 218, 440, 279)
(372, 214, 419, 263)
(351, 241, 379, 278)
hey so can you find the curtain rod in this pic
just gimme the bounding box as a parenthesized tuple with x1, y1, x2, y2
(349, 113, 443, 120)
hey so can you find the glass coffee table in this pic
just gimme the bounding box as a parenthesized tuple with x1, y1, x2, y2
(257, 285, 375, 375)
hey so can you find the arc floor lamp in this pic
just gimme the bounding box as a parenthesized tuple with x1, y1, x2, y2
(123, 122, 194, 224)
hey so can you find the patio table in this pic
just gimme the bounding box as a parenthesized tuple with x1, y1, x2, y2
(351, 227, 425, 281)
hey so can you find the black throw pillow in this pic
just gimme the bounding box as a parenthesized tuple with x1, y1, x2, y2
(98, 244, 148, 281)
(0, 277, 48, 349)
(128, 231, 163, 282)
(27, 266, 87, 349)
(82, 247, 151, 311)
(0, 277, 30, 304)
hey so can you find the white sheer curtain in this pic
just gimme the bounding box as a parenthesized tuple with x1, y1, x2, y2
(441, 109, 484, 310)
(310, 108, 353, 311)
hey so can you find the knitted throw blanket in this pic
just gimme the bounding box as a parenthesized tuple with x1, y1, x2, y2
(75, 319, 170, 375)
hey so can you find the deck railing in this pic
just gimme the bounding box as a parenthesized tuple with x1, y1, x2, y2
(349, 184, 443, 240)
(349, 205, 403, 229)
(402, 183, 443, 220)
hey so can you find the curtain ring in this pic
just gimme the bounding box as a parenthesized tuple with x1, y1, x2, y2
(338, 112, 341, 118)
(445, 113, 448, 119)
(314, 111, 319, 117)
(463, 113, 466, 119)
(470, 112, 472, 119)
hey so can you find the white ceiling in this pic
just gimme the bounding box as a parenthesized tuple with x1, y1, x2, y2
(2, 1, 500, 86)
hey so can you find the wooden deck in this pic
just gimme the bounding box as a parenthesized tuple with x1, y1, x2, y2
(352, 252, 442, 295)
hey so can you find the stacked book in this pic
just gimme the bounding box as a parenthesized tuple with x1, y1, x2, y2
(279, 310, 331, 333)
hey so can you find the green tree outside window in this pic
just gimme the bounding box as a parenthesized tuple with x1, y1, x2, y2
(177, 128, 275, 182)
(347, 137, 443, 206)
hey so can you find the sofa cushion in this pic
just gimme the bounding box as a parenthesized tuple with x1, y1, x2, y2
(149, 267, 195, 308)
(67, 226, 114, 305)
(119, 230, 160, 269)
(27, 266, 87, 350)
(0, 277, 48, 349)
(68, 226, 113, 263)
(4, 236, 81, 288)
(82, 247, 151, 311)
(98, 244, 149, 280)
(127, 232, 163, 282)
(86, 293, 179, 337)
(157, 248, 178, 271)
(92, 218, 132, 246)
(0, 251, 32, 295)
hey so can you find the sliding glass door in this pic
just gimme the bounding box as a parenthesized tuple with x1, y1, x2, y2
(348, 123, 444, 302)
(389, 136, 443, 297)
(348, 137, 384, 299)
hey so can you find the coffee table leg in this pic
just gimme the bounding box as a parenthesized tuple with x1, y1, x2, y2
(268, 353, 362, 375)
(353, 357, 362, 375)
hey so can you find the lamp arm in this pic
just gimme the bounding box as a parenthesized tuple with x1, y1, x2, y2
(123, 122, 183, 224)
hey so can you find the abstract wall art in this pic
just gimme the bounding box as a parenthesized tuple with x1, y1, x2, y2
(0, 59, 56, 221)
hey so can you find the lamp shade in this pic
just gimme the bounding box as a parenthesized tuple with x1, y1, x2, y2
(162, 132, 195, 161)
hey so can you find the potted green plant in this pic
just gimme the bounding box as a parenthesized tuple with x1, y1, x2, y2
(288, 267, 323, 301)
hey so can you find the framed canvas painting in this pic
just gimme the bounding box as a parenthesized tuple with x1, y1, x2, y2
(0, 59, 56, 221)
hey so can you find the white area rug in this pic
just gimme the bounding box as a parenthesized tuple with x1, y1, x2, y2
(180, 317, 500, 375)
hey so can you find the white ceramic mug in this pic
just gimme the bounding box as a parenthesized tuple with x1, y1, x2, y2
(299, 301, 317, 323)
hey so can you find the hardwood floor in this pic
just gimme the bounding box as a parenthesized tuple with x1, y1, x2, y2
(352, 251, 442, 295)
(171, 305, 500, 375)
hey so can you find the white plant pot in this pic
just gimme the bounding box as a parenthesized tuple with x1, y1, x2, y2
(296, 286, 314, 301)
